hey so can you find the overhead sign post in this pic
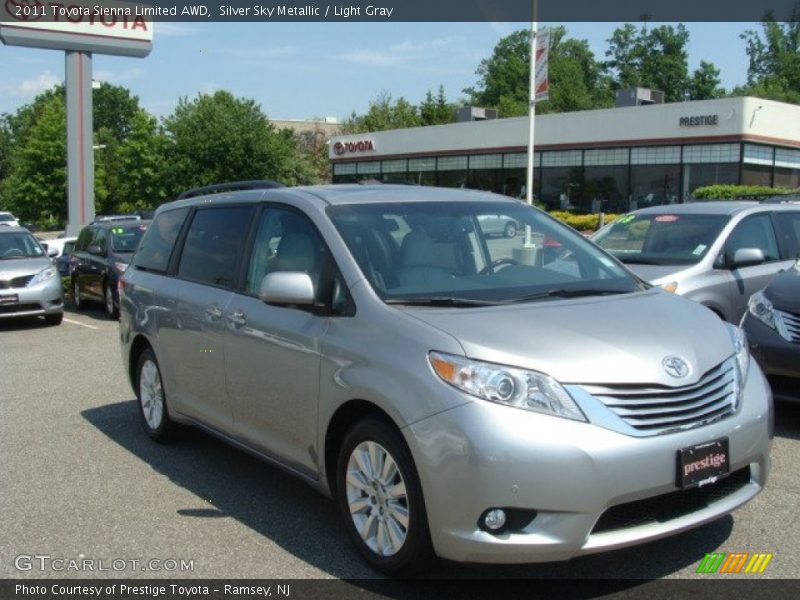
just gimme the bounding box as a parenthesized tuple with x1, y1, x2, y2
(0, 1, 153, 234)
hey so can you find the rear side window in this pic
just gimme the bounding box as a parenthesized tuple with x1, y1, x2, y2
(774, 212, 800, 259)
(133, 208, 189, 273)
(725, 214, 780, 262)
(177, 206, 254, 288)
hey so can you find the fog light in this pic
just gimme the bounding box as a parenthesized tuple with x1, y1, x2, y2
(483, 508, 507, 531)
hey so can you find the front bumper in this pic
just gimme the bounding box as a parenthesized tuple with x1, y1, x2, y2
(405, 364, 772, 564)
(0, 274, 63, 319)
(742, 314, 800, 402)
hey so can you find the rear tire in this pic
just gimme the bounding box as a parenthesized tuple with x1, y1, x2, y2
(104, 281, 119, 319)
(44, 313, 63, 326)
(136, 348, 176, 442)
(336, 417, 435, 576)
(72, 278, 82, 310)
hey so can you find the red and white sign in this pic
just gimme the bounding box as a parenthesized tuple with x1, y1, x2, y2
(1, 0, 153, 57)
(332, 139, 376, 156)
(534, 28, 550, 103)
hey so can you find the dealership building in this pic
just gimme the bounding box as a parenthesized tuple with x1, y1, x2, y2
(328, 96, 800, 213)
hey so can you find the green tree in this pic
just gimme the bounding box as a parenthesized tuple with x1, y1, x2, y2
(419, 85, 456, 125)
(2, 96, 66, 222)
(342, 91, 421, 133)
(605, 23, 710, 102)
(688, 61, 724, 100)
(162, 90, 307, 195)
(465, 27, 612, 117)
(738, 18, 800, 103)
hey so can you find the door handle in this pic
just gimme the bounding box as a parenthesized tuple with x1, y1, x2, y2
(227, 310, 247, 328)
(205, 305, 223, 321)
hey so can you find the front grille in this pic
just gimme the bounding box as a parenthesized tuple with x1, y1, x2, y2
(582, 359, 737, 435)
(0, 303, 40, 314)
(0, 274, 34, 289)
(592, 466, 751, 534)
(776, 309, 800, 343)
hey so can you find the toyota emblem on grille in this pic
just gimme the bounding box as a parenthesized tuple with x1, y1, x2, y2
(663, 356, 691, 378)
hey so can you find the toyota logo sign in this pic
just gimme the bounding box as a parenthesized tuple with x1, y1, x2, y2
(333, 139, 375, 155)
(6, 0, 45, 21)
(662, 356, 691, 379)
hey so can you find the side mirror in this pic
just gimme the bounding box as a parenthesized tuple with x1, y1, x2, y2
(87, 244, 103, 256)
(47, 246, 58, 257)
(259, 272, 315, 306)
(730, 247, 766, 269)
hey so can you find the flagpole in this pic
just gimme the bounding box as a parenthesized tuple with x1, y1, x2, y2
(524, 0, 538, 250)
(526, 0, 538, 208)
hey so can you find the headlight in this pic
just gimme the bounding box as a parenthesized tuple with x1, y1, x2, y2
(428, 351, 586, 422)
(726, 324, 750, 390)
(28, 266, 57, 286)
(747, 290, 791, 340)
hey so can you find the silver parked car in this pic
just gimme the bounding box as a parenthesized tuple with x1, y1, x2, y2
(119, 185, 771, 575)
(592, 202, 800, 323)
(0, 227, 63, 325)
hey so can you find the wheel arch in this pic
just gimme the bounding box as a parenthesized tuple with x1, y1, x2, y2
(324, 399, 404, 498)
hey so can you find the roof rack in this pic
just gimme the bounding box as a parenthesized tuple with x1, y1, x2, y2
(177, 180, 284, 200)
(758, 194, 800, 204)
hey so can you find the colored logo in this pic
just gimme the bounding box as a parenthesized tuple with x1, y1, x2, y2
(663, 355, 691, 378)
(696, 552, 773, 574)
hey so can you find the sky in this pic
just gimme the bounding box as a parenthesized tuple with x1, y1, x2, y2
(0, 22, 757, 121)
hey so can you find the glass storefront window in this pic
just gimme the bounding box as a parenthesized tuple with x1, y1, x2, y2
(683, 163, 739, 194)
(630, 164, 681, 208)
(584, 165, 629, 213)
(541, 166, 583, 210)
(742, 164, 773, 186)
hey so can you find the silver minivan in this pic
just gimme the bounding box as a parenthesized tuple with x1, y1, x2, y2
(119, 185, 772, 575)
(592, 202, 800, 323)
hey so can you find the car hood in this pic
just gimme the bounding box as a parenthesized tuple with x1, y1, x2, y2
(402, 290, 735, 386)
(623, 264, 687, 283)
(0, 257, 52, 278)
(766, 264, 800, 312)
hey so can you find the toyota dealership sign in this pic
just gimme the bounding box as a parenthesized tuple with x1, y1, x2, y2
(1, 0, 153, 57)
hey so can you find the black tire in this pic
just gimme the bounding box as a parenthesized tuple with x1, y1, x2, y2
(44, 312, 63, 326)
(104, 281, 119, 319)
(72, 277, 83, 310)
(135, 348, 176, 442)
(336, 417, 435, 576)
(504, 221, 517, 238)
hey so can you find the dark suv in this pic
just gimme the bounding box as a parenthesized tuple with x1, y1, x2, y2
(71, 219, 150, 318)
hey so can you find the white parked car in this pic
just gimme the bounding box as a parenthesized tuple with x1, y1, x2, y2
(0, 212, 20, 228)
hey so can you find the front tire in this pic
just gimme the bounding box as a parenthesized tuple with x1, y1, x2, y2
(136, 348, 176, 442)
(336, 418, 434, 576)
(44, 312, 63, 326)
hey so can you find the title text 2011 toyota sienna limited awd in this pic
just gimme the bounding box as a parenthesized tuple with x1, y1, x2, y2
(119, 185, 772, 575)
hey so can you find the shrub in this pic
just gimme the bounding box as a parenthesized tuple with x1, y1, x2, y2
(548, 211, 620, 232)
(692, 184, 800, 200)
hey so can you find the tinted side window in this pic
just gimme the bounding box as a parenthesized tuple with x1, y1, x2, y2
(177, 206, 253, 288)
(774, 212, 800, 258)
(726, 214, 780, 262)
(93, 228, 108, 254)
(133, 208, 189, 273)
(75, 227, 93, 252)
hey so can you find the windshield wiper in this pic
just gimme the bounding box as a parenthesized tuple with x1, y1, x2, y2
(386, 296, 501, 307)
(512, 288, 631, 303)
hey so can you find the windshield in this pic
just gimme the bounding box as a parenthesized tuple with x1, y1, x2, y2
(328, 200, 640, 304)
(110, 224, 148, 252)
(0, 232, 45, 259)
(593, 212, 730, 266)
(0, 214, 14, 222)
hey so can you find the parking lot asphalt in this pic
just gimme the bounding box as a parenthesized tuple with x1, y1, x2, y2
(1, 304, 799, 582)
